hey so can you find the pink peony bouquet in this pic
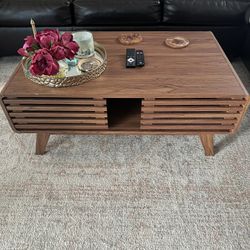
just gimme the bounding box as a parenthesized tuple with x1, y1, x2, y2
(18, 29, 79, 76)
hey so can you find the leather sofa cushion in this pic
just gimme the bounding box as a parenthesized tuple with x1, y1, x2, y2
(0, 0, 72, 27)
(163, 0, 250, 25)
(74, 0, 161, 26)
(246, 6, 250, 24)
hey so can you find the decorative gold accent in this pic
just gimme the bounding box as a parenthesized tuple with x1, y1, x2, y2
(30, 19, 37, 37)
(165, 36, 190, 49)
(78, 58, 102, 72)
(21, 42, 107, 88)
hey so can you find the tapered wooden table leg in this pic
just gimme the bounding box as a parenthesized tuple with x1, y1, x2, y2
(36, 132, 50, 155)
(199, 134, 214, 156)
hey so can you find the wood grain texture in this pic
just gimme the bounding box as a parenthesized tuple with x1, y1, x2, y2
(6, 105, 107, 112)
(141, 113, 240, 119)
(13, 130, 230, 135)
(141, 119, 237, 125)
(142, 106, 242, 112)
(0, 31, 249, 156)
(141, 125, 234, 131)
(233, 96, 250, 133)
(1, 31, 248, 99)
(199, 134, 214, 156)
(12, 118, 107, 124)
(3, 97, 109, 131)
(16, 124, 108, 130)
(9, 112, 107, 119)
(36, 132, 50, 155)
(3, 98, 106, 105)
(141, 97, 243, 133)
(142, 99, 245, 106)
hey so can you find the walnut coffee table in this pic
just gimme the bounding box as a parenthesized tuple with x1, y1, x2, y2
(1, 32, 249, 156)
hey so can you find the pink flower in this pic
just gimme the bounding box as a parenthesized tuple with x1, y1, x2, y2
(36, 29, 60, 49)
(51, 45, 67, 60)
(18, 29, 79, 76)
(61, 32, 79, 59)
(17, 35, 40, 57)
(30, 48, 59, 76)
(23, 36, 39, 51)
(17, 48, 29, 57)
(61, 32, 72, 44)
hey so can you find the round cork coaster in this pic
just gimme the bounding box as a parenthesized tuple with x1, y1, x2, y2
(118, 33, 143, 45)
(165, 36, 190, 49)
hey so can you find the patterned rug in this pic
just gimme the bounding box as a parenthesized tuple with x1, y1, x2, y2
(0, 56, 249, 249)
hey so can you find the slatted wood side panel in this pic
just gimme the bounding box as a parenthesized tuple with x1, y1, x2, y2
(3, 97, 108, 131)
(141, 98, 247, 133)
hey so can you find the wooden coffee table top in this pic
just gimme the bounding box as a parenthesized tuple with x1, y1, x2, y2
(1, 31, 248, 99)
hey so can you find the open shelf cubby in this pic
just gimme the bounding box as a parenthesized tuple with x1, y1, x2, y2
(107, 98, 142, 130)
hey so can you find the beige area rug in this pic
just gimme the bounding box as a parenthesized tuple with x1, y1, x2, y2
(0, 56, 249, 249)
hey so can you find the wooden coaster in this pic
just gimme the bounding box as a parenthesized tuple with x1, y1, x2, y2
(165, 36, 190, 49)
(118, 33, 143, 45)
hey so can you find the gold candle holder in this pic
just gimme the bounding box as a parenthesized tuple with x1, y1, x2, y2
(30, 19, 37, 37)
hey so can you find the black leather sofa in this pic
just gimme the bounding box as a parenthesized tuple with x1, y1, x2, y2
(0, 0, 250, 64)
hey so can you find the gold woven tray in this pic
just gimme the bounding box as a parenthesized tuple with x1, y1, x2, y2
(22, 42, 107, 88)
